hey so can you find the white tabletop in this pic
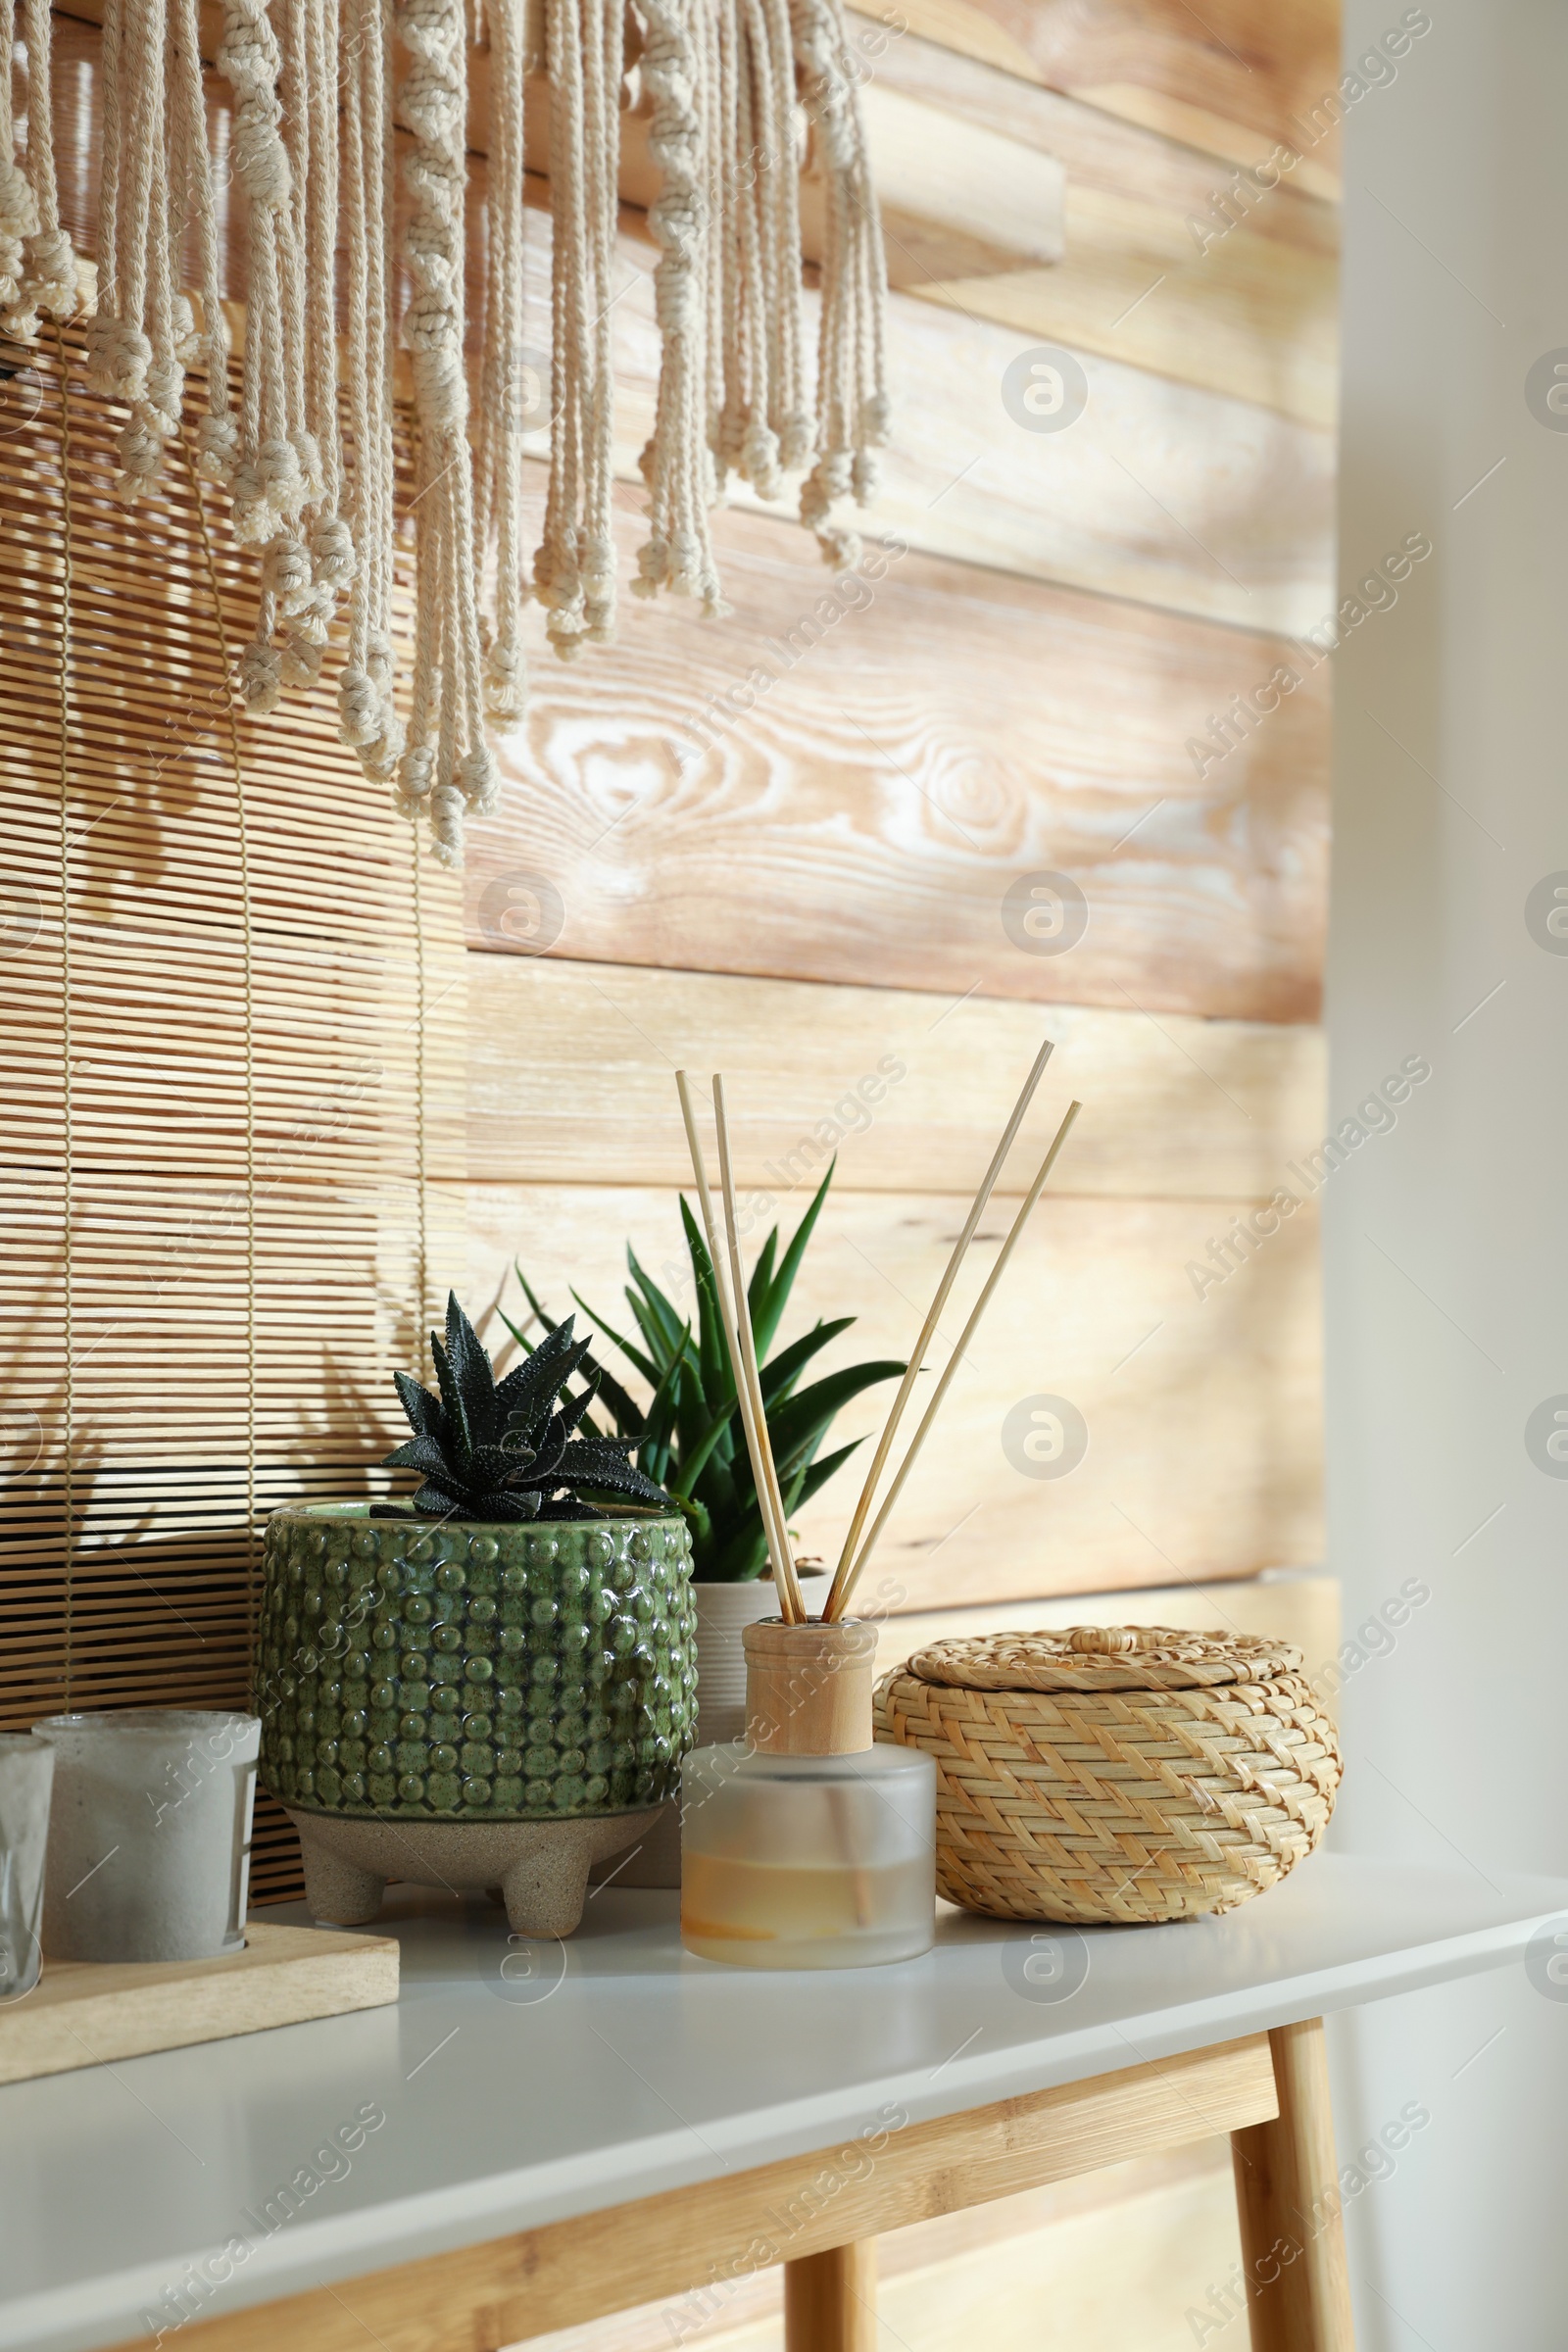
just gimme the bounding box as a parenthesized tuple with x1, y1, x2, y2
(3, 1852, 1565, 2352)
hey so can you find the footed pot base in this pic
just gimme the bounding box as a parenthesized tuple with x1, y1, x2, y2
(588, 1800, 680, 1888)
(287, 1807, 661, 1938)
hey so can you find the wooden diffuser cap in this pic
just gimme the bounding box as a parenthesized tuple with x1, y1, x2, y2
(742, 1619, 879, 1756)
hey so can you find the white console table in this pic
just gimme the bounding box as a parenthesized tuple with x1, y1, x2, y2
(1, 1853, 1562, 2352)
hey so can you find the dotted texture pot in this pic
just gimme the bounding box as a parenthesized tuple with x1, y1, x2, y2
(257, 1502, 697, 1825)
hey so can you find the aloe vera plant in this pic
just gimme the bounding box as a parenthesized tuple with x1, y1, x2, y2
(507, 1165, 904, 1581)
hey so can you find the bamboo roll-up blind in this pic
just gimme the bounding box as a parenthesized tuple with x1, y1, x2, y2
(0, 329, 466, 1900)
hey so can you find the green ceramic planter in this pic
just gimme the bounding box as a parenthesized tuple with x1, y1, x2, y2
(256, 1500, 698, 1822)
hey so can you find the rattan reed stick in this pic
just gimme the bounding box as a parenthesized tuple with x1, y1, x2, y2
(827, 1100, 1083, 1621)
(823, 1034, 1056, 1623)
(712, 1074, 806, 1626)
(675, 1070, 805, 1624)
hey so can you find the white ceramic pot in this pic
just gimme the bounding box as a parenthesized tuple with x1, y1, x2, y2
(0, 1735, 55, 1999)
(694, 1576, 794, 1744)
(32, 1709, 261, 1963)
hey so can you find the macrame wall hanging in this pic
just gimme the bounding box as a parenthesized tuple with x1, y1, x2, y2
(0, 0, 890, 866)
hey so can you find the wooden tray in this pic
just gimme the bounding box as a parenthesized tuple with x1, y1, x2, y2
(0, 1920, 399, 2085)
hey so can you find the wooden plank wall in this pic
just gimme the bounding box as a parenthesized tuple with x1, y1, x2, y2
(465, 0, 1339, 1608)
(31, 3, 1339, 1607)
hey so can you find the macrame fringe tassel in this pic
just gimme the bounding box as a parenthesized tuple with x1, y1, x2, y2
(790, 0, 890, 569)
(84, 0, 194, 503)
(634, 0, 725, 615)
(339, 0, 404, 782)
(0, 0, 81, 335)
(704, 0, 811, 508)
(630, 0, 887, 596)
(395, 0, 495, 864)
(222, 0, 357, 706)
(474, 0, 529, 720)
(534, 0, 624, 660)
(0, 0, 891, 869)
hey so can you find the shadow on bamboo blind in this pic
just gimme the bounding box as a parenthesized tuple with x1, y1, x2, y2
(0, 328, 466, 1901)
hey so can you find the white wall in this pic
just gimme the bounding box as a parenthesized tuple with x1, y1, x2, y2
(1328, 2, 1568, 2342)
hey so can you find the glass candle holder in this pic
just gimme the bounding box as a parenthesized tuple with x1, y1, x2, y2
(0, 1736, 55, 2000)
(31, 1710, 260, 1964)
(680, 1617, 935, 1969)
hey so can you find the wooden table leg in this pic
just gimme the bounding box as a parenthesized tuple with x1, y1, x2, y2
(1231, 2017, 1355, 2351)
(783, 2238, 878, 2352)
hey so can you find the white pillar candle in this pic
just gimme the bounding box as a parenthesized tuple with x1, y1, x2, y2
(0, 1736, 55, 1998)
(31, 1711, 260, 1964)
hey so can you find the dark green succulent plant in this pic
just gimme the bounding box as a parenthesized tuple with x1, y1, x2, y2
(509, 1163, 905, 1580)
(379, 1292, 672, 1524)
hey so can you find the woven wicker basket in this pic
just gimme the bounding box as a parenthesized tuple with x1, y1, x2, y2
(874, 1625, 1341, 1925)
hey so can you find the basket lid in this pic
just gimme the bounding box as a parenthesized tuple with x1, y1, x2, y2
(902, 1624, 1303, 1692)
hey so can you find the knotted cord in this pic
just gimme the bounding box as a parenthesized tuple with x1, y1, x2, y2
(4, 0, 890, 865)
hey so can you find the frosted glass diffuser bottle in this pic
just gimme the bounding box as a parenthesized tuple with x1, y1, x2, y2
(680, 1619, 935, 1969)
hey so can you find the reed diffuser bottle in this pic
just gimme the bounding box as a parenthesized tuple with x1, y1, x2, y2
(668, 1054, 1079, 1971)
(679, 1621, 935, 1970)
